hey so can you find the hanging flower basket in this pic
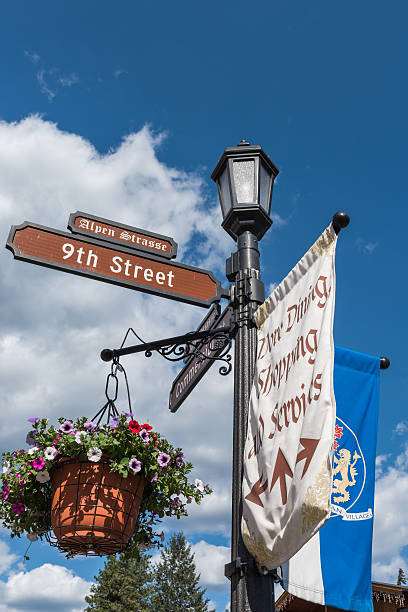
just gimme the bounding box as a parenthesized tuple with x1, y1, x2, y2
(49, 456, 145, 556)
(0, 415, 211, 558)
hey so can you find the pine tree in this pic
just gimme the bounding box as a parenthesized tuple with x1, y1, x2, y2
(152, 532, 210, 611)
(397, 568, 407, 586)
(84, 551, 154, 611)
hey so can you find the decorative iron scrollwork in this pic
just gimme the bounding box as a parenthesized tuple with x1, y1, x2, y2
(101, 326, 234, 377)
(144, 329, 232, 376)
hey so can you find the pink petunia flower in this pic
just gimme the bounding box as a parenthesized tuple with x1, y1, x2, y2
(1, 486, 10, 500)
(32, 457, 45, 470)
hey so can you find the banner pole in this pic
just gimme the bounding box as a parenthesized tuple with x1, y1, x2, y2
(228, 229, 275, 612)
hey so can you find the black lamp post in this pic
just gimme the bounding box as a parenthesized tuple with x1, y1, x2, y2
(212, 141, 279, 612)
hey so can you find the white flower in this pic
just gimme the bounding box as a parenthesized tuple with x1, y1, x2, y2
(27, 446, 40, 456)
(44, 447, 58, 460)
(27, 533, 38, 542)
(87, 447, 102, 462)
(75, 431, 87, 444)
(194, 478, 205, 492)
(2, 461, 10, 474)
(35, 471, 50, 483)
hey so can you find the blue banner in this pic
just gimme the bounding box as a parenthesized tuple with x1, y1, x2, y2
(283, 346, 380, 612)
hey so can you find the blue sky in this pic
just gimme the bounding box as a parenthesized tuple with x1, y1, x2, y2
(0, 1, 407, 611)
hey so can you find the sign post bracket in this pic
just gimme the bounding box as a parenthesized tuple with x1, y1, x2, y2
(100, 326, 233, 373)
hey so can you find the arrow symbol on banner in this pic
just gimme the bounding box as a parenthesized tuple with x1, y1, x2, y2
(296, 438, 319, 478)
(270, 448, 293, 505)
(245, 474, 268, 508)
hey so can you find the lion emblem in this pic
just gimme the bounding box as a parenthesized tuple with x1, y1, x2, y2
(332, 448, 361, 503)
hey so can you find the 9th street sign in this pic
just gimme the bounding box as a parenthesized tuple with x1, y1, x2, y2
(6, 222, 224, 308)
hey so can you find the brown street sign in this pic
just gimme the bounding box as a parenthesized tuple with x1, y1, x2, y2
(68, 211, 178, 259)
(183, 303, 221, 365)
(169, 306, 232, 412)
(6, 222, 223, 308)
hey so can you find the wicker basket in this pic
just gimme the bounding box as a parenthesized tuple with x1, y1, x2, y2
(50, 456, 145, 556)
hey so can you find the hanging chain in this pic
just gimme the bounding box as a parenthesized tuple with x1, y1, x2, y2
(90, 355, 133, 426)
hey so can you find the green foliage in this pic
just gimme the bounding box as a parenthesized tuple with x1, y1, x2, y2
(0, 415, 211, 557)
(397, 568, 407, 585)
(152, 532, 210, 612)
(84, 551, 154, 611)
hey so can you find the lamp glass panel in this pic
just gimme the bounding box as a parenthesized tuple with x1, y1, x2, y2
(233, 160, 255, 203)
(218, 164, 232, 217)
(259, 162, 272, 212)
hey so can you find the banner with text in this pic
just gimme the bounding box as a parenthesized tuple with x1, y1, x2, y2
(242, 224, 338, 569)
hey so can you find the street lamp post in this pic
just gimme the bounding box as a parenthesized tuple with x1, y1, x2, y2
(211, 141, 279, 612)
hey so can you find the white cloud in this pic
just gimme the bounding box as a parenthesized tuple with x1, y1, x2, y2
(23, 51, 40, 65)
(373, 554, 407, 584)
(36, 70, 55, 101)
(0, 541, 18, 575)
(375, 454, 390, 479)
(35, 69, 79, 101)
(373, 448, 408, 573)
(114, 69, 127, 78)
(356, 238, 378, 255)
(191, 540, 230, 590)
(0, 563, 93, 612)
(394, 422, 408, 435)
(58, 73, 79, 87)
(267, 282, 277, 296)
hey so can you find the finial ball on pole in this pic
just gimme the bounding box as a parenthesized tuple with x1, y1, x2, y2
(332, 211, 350, 234)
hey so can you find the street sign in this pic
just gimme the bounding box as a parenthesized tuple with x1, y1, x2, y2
(6, 222, 223, 308)
(169, 306, 231, 412)
(67, 211, 178, 259)
(183, 303, 221, 364)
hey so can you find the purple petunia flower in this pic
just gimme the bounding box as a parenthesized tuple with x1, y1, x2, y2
(108, 417, 119, 428)
(60, 421, 74, 434)
(26, 432, 36, 446)
(1, 486, 10, 500)
(151, 474, 158, 483)
(175, 452, 184, 466)
(12, 502, 25, 515)
(158, 453, 170, 468)
(124, 412, 134, 418)
(84, 421, 97, 431)
(139, 429, 150, 443)
(171, 496, 182, 509)
(129, 458, 141, 473)
(32, 457, 45, 470)
(27, 418, 39, 423)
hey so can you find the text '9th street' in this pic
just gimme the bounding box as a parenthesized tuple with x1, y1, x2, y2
(61, 242, 175, 287)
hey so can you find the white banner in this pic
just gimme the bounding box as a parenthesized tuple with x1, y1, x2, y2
(242, 224, 338, 569)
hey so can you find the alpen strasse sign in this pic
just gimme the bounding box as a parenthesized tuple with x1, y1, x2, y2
(68, 211, 178, 259)
(7, 222, 222, 308)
